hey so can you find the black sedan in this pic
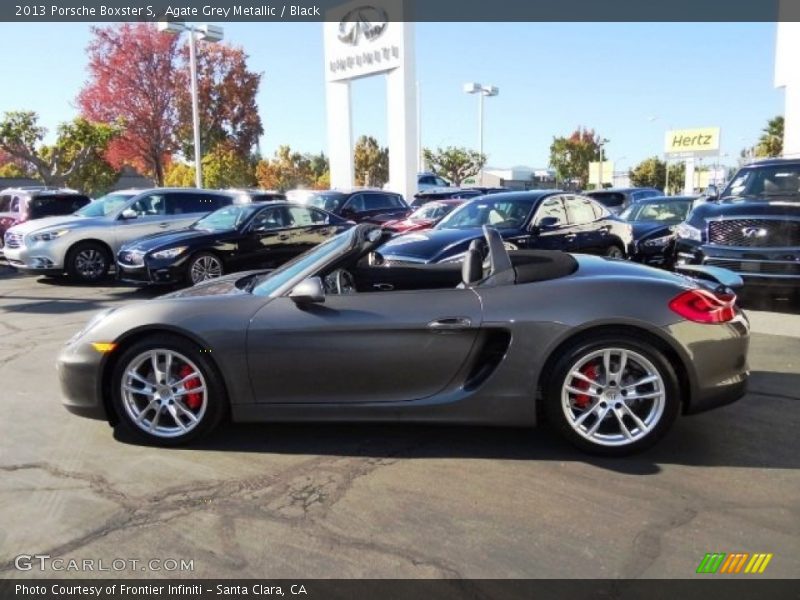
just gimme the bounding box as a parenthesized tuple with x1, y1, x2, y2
(288, 189, 410, 224)
(620, 196, 696, 267)
(378, 191, 633, 264)
(117, 202, 352, 286)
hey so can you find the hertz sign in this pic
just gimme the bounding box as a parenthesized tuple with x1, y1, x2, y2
(664, 127, 721, 158)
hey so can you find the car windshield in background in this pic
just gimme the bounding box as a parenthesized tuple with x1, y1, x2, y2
(193, 205, 256, 231)
(724, 165, 800, 200)
(410, 202, 453, 221)
(621, 201, 692, 222)
(436, 199, 534, 230)
(589, 192, 626, 207)
(303, 193, 346, 212)
(75, 193, 133, 217)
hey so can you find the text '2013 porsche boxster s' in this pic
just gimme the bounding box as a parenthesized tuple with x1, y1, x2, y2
(59, 224, 749, 455)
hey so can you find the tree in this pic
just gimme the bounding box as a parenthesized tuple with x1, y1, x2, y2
(201, 143, 256, 189)
(0, 111, 119, 193)
(307, 151, 330, 189)
(754, 115, 783, 158)
(78, 23, 182, 185)
(422, 146, 486, 186)
(254, 145, 313, 191)
(629, 157, 666, 190)
(175, 43, 263, 159)
(667, 162, 685, 195)
(353, 136, 388, 187)
(163, 161, 195, 187)
(0, 149, 34, 179)
(549, 127, 602, 188)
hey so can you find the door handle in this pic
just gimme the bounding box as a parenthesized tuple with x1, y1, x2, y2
(158, 222, 169, 228)
(428, 317, 472, 331)
(565, 233, 577, 240)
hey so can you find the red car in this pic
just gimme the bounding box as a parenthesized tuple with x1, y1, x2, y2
(381, 199, 465, 233)
(0, 188, 90, 250)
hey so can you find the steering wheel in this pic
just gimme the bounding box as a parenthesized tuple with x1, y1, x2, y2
(332, 269, 356, 294)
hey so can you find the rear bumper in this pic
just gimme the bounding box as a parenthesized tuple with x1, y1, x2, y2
(674, 239, 800, 288)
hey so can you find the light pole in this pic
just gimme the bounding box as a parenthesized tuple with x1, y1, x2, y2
(158, 21, 224, 189)
(463, 82, 499, 160)
(648, 116, 671, 195)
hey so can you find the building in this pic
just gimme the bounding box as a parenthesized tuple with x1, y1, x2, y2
(471, 166, 557, 190)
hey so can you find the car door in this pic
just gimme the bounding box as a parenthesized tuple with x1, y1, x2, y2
(236, 205, 295, 268)
(284, 205, 341, 253)
(526, 195, 575, 250)
(246, 288, 483, 404)
(564, 195, 604, 253)
(113, 192, 172, 251)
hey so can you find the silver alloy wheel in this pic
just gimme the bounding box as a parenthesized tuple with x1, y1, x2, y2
(606, 246, 624, 259)
(75, 248, 107, 279)
(120, 349, 208, 439)
(189, 255, 223, 284)
(561, 347, 665, 447)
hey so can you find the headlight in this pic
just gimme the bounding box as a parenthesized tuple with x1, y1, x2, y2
(151, 246, 188, 260)
(67, 308, 115, 345)
(675, 222, 703, 242)
(642, 234, 674, 248)
(30, 229, 70, 242)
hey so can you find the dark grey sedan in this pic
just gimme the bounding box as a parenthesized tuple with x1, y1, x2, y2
(58, 224, 750, 455)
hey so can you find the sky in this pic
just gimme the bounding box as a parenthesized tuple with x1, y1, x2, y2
(0, 22, 784, 171)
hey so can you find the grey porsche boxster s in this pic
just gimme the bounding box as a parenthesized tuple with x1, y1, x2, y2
(58, 224, 749, 455)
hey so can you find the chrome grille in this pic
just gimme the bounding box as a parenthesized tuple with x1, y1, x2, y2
(707, 218, 800, 247)
(4, 232, 22, 249)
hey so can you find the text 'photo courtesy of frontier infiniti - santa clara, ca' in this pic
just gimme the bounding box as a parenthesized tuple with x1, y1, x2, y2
(0, 1, 799, 598)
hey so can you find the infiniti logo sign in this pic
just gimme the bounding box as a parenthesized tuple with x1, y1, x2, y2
(338, 5, 389, 46)
(742, 227, 767, 238)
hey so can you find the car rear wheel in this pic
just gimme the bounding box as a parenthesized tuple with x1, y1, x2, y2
(111, 334, 226, 445)
(67, 242, 110, 283)
(187, 252, 223, 285)
(543, 335, 680, 455)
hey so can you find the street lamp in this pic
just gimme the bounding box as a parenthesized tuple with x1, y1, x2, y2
(463, 82, 499, 159)
(158, 21, 224, 189)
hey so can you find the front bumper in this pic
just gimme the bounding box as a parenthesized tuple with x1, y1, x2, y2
(57, 341, 108, 421)
(116, 257, 187, 285)
(3, 243, 65, 273)
(674, 239, 800, 288)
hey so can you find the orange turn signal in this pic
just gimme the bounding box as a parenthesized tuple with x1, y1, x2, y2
(91, 342, 117, 353)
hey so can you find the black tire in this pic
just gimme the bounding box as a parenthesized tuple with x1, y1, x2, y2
(66, 241, 111, 283)
(110, 334, 227, 446)
(186, 252, 224, 285)
(604, 244, 625, 259)
(543, 334, 680, 456)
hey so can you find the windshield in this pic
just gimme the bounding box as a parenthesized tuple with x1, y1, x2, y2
(409, 202, 455, 221)
(620, 201, 692, 222)
(302, 192, 346, 213)
(251, 227, 359, 296)
(193, 205, 256, 231)
(723, 165, 800, 200)
(75, 193, 134, 217)
(436, 198, 534, 230)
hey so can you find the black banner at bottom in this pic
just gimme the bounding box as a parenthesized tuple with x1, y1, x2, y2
(1, 579, 798, 600)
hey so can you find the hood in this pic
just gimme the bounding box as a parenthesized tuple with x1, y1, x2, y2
(7, 214, 101, 235)
(158, 270, 268, 299)
(122, 227, 228, 252)
(630, 220, 676, 240)
(379, 228, 484, 263)
(383, 218, 435, 233)
(693, 198, 800, 221)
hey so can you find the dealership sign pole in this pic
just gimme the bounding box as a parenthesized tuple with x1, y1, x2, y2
(663, 127, 721, 195)
(323, 1, 417, 200)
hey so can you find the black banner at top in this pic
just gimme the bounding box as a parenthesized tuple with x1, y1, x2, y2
(2, 0, 800, 22)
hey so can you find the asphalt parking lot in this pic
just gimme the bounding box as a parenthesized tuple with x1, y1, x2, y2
(0, 261, 798, 579)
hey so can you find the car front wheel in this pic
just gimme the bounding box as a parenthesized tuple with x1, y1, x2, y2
(67, 242, 111, 283)
(187, 252, 223, 285)
(111, 334, 226, 445)
(544, 335, 680, 455)
(605, 245, 625, 259)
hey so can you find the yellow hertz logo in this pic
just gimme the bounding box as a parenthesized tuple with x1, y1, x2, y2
(697, 552, 773, 574)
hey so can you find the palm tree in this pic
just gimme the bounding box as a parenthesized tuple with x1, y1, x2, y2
(755, 116, 784, 158)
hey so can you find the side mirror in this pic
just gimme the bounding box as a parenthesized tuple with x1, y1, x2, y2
(120, 208, 138, 220)
(535, 216, 560, 230)
(289, 277, 325, 304)
(705, 185, 719, 200)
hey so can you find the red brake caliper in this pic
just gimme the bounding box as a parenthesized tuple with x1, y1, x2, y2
(178, 365, 202, 410)
(573, 364, 598, 409)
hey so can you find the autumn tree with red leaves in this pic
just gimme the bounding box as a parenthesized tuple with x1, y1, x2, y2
(549, 127, 604, 188)
(78, 23, 181, 185)
(78, 23, 263, 186)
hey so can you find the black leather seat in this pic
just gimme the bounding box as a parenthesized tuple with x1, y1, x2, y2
(461, 248, 484, 286)
(510, 251, 578, 283)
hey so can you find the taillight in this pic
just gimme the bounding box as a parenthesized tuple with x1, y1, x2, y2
(669, 289, 737, 324)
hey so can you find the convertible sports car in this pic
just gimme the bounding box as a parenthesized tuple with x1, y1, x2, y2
(58, 224, 749, 455)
